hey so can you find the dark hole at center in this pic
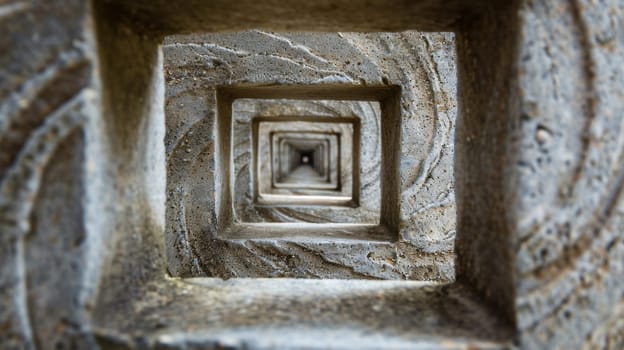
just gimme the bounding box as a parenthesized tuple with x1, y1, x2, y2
(300, 150, 315, 167)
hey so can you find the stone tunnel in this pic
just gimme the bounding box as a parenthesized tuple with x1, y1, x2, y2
(1, 0, 623, 349)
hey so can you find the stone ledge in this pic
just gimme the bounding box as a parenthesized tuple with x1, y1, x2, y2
(93, 279, 514, 350)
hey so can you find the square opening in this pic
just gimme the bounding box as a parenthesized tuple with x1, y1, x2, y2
(90, 1, 522, 346)
(253, 116, 360, 207)
(163, 31, 456, 281)
(216, 85, 400, 241)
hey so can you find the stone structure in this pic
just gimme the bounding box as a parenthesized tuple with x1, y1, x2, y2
(163, 31, 457, 280)
(1, 1, 623, 349)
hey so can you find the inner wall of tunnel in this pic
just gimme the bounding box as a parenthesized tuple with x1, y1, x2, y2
(90, 1, 466, 284)
(277, 138, 330, 186)
(162, 31, 458, 281)
(85, 0, 540, 340)
(252, 116, 357, 208)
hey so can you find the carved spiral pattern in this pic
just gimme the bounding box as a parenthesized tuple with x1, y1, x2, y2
(164, 31, 458, 279)
(512, 0, 624, 347)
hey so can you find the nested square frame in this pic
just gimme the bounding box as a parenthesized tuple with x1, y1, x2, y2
(216, 85, 400, 240)
(253, 116, 360, 207)
(272, 132, 336, 190)
(232, 98, 381, 225)
(87, 1, 569, 345)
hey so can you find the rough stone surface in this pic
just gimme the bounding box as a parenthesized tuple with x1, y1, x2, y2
(455, 0, 624, 348)
(1, 0, 623, 349)
(163, 31, 458, 281)
(512, 1, 624, 348)
(0, 1, 101, 348)
(93, 279, 512, 349)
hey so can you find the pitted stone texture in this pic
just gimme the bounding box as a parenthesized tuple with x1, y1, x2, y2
(164, 31, 457, 280)
(511, 1, 624, 348)
(455, 0, 624, 348)
(0, 1, 99, 348)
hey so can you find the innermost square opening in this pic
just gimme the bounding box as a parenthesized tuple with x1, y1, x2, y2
(273, 133, 335, 189)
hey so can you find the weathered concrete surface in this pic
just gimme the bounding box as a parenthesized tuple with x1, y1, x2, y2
(87, 0, 481, 34)
(163, 31, 457, 281)
(93, 279, 512, 349)
(512, 1, 624, 348)
(0, 1, 101, 348)
(455, 0, 624, 348)
(1, 0, 623, 349)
